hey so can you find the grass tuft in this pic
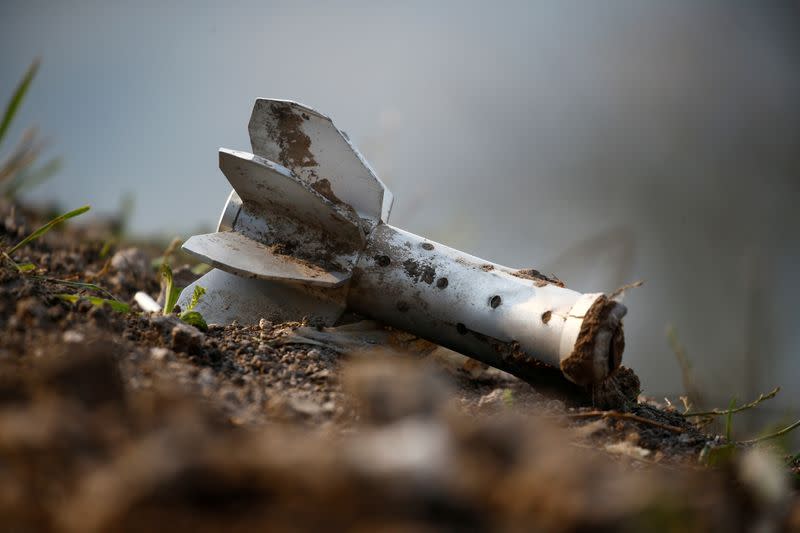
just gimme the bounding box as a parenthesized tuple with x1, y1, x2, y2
(1, 58, 61, 199)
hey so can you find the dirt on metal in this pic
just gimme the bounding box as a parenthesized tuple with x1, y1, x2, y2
(266, 101, 318, 169)
(513, 268, 566, 287)
(310, 178, 344, 206)
(561, 294, 626, 386)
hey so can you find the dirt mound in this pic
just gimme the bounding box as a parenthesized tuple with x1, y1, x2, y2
(0, 201, 797, 532)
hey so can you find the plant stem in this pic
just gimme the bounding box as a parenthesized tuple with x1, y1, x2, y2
(683, 387, 780, 418)
(34, 276, 119, 301)
(566, 411, 685, 434)
(666, 326, 704, 410)
(741, 419, 800, 445)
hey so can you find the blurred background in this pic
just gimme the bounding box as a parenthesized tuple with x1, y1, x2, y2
(1, 0, 798, 433)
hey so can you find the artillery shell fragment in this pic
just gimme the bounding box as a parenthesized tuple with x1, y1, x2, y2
(179, 99, 628, 386)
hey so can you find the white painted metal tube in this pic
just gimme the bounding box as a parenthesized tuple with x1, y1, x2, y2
(180, 98, 629, 387)
(347, 224, 626, 385)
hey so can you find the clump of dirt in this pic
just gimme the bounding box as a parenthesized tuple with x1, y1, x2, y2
(592, 365, 641, 410)
(0, 199, 797, 532)
(561, 295, 626, 386)
(513, 268, 566, 287)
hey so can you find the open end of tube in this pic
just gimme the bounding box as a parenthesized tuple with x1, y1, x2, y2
(560, 296, 627, 386)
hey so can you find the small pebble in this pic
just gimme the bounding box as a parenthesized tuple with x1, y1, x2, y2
(170, 323, 204, 353)
(62, 330, 85, 344)
(150, 347, 171, 361)
(110, 248, 150, 277)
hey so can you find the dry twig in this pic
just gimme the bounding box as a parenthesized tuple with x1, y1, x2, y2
(567, 411, 685, 434)
(741, 418, 800, 445)
(683, 387, 780, 418)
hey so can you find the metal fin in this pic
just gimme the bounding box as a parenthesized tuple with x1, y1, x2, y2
(218, 148, 364, 247)
(182, 231, 351, 288)
(248, 98, 393, 224)
(177, 268, 346, 326)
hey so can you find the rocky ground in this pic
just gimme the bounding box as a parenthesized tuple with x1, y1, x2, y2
(0, 200, 798, 532)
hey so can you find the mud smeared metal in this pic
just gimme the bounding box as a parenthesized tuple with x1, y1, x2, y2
(183, 97, 631, 389)
(248, 99, 392, 224)
(402, 258, 436, 285)
(512, 268, 565, 288)
(266, 101, 318, 169)
(560, 295, 626, 386)
(311, 178, 343, 205)
(345, 224, 628, 388)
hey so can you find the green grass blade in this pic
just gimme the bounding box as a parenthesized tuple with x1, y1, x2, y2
(55, 293, 130, 313)
(92, 297, 130, 314)
(55, 293, 79, 304)
(0, 58, 40, 147)
(725, 397, 736, 441)
(8, 205, 90, 255)
(161, 263, 180, 315)
(742, 419, 800, 445)
(98, 237, 117, 259)
(35, 277, 118, 300)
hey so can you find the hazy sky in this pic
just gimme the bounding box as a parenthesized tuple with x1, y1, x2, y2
(2, 0, 798, 428)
